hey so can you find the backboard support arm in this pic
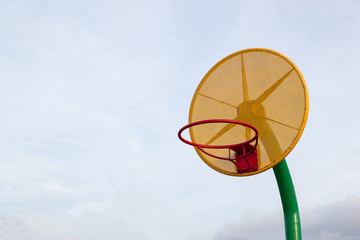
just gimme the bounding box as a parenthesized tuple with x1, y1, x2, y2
(273, 159, 302, 240)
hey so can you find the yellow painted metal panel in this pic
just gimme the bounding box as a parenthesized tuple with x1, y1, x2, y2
(189, 48, 309, 176)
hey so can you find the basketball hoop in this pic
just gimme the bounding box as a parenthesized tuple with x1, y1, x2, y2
(178, 119, 259, 173)
(177, 48, 308, 239)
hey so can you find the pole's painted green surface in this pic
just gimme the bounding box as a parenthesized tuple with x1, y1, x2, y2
(273, 159, 302, 240)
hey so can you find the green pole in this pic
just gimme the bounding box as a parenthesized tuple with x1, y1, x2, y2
(273, 159, 302, 240)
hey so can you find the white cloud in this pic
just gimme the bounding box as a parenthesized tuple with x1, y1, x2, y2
(214, 196, 360, 240)
(0, 215, 36, 240)
(68, 200, 112, 218)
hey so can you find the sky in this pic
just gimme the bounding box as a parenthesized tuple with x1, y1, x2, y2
(0, 0, 360, 239)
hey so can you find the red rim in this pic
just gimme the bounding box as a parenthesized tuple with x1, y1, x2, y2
(178, 119, 258, 161)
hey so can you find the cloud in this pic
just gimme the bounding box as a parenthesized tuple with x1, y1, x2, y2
(213, 196, 360, 240)
(302, 196, 360, 240)
(213, 213, 283, 240)
(0, 215, 36, 240)
(0, 213, 150, 240)
(68, 200, 112, 218)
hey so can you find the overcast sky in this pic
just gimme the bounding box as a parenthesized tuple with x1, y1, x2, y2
(0, 0, 359, 240)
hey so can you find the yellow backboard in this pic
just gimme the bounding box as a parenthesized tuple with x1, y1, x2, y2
(189, 48, 309, 176)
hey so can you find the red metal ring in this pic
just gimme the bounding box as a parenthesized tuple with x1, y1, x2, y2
(178, 119, 258, 152)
